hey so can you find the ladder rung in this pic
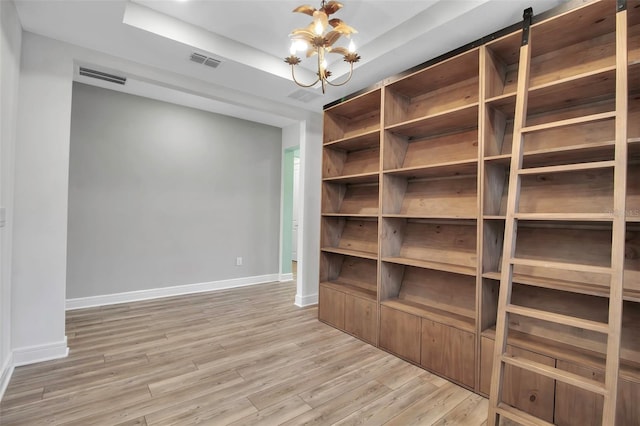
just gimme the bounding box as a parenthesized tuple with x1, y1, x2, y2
(518, 160, 615, 175)
(501, 354, 608, 395)
(509, 258, 611, 274)
(505, 304, 609, 333)
(521, 111, 616, 133)
(496, 402, 555, 426)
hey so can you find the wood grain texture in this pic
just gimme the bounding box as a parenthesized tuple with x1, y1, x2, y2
(1, 281, 487, 425)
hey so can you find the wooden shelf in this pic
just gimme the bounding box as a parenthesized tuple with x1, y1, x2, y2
(322, 172, 379, 184)
(385, 104, 478, 139)
(323, 146, 379, 180)
(485, 92, 517, 115)
(383, 214, 477, 220)
(321, 247, 377, 260)
(320, 280, 376, 301)
(482, 271, 640, 303)
(381, 299, 475, 333)
(384, 159, 477, 179)
(484, 154, 511, 165)
(383, 257, 476, 277)
(323, 129, 380, 150)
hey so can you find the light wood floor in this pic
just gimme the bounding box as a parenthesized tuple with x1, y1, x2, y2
(0, 281, 488, 425)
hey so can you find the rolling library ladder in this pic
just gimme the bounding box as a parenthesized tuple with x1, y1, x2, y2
(488, 3, 630, 425)
(319, 0, 640, 424)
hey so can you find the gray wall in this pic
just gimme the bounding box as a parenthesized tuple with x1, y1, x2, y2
(67, 83, 282, 299)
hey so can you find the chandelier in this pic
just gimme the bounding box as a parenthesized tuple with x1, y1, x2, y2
(285, 0, 361, 93)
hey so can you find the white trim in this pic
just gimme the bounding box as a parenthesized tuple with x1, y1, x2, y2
(295, 292, 318, 307)
(66, 274, 279, 310)
(279, 273, 293, 282)
(0, 352, 15, 401)
(12, 338, 69, 367)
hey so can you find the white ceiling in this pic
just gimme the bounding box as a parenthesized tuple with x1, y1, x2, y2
(14, 0, 570, 127)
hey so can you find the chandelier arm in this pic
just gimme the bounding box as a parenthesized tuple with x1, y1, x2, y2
(324, 61, 355, 87)
(290, 65, 321, 88)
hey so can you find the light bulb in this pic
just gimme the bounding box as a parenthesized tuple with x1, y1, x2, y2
(314, 20, 324, 36)
(322, 59, 327, 69)
(290, 43, 296, 55)
(293, 40, 307, 52)
(348, 40, 356, 53)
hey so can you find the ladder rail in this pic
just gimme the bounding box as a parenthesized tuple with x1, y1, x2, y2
(486, 8, 533, 426)
(601, 2, 628, 423)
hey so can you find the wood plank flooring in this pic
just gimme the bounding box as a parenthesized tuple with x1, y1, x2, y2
(0, 281, 488, 425)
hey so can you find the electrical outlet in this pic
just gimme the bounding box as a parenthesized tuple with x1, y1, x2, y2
(236, 257, 243, 266)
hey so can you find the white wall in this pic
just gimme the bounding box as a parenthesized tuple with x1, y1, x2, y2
(11, 32, 72, 365)
(67, 83, 282, 299)
(6, 30, 323, 372)
(0, 0, 21, 397)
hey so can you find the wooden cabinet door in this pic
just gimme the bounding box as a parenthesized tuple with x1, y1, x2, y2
(344, 295, 377, 344)
(480, 337, 555, 422)
(379, 305, 421, 363)
(318, 284, 345, 330)
(421, 320, 475, 388)
(554, 360, 640, 426)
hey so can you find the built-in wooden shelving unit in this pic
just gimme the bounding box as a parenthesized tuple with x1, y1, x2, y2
(319, 1, 639, 424)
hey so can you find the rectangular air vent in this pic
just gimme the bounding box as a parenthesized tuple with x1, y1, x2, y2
(79, 67, 126, 85)
(287, 88, 322, 103)
(190, 52, 221, 69)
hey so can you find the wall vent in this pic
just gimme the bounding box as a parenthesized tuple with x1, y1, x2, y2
(190, 52, 222, 69)
(78, 67, 126, 85)
(287, 88, 322, 103)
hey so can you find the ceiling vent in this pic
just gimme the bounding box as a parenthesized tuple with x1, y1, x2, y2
(78, 67, 126, 85)
(287, 88, 322, 103)
(190, 52, 222, 69)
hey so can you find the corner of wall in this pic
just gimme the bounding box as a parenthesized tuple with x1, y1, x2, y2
(0, 352, 15, 401)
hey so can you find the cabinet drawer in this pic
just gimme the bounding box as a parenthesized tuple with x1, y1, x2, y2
(554, 360, 639, 426)
(379, 305, 421, 363)
(318, 284, 345, 329)
(480, 337, 555, 422)
(421, 320, 475, 388)
(344, 295, 377, 344)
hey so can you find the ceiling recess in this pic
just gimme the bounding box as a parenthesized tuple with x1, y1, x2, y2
(190, 52, 222, 69)
(78, 67, 126, 85)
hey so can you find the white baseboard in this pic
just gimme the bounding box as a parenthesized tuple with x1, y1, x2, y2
(279, 273, 293, 282)
(0, 352, 15, 401)
(295, 292, 318, 307)
(12, 337, 69, 367)
(66, 274, 280, 310)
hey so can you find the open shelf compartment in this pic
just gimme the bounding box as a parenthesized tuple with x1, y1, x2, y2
(384, 49, 479, 128)
(381, 217, 477, 276)
(322, 181, 379, 216)
(484, 30, 521, 100)
(321, 217, 378, 260)
(382, 173, 478, 219)
(324, 88, 381, 144)
(380, 263, 476, 332)
(323, 143, 380, 179)
(320, 252, 377, 301)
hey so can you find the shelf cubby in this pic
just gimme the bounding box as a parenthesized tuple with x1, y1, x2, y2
(322, 182, 379, 216)
(382, 173, 478, 219)
(384, 49, 479, 128)
(517, 167, 613, 216)
(319, 252, 377, 301)
(483, 162, 508, 217)
(320, 217, 378, 260)
(381, 218, 477, 277)
(383, 128, 478, 171)
(484, 30, 521, 100)
(529, 0, 616, 88)
(323, 147, 380, 179)
(484, 104, 515, 158)
(380, 264, 476, 333)
(323, 89, 381, 144)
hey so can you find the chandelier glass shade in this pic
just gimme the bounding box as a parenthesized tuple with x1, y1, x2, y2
(285, 0, 360, 93)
